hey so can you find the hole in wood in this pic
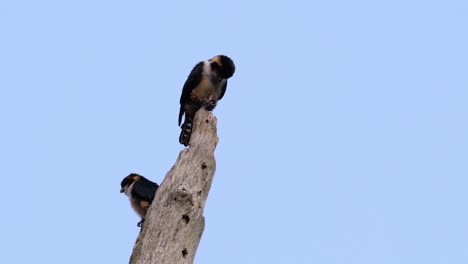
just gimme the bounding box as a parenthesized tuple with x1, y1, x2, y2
(197, 190, 202, 197)
(182, 214, 190, 224)
(182, 248, 188, 258)
(170, 190, 195, 206)
(201, 162, 207, 169)
(205, 119, 209, 123)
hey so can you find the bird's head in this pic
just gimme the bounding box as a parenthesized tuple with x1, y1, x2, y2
(120, 173, 142, 194)
(209, 55, 235, 79)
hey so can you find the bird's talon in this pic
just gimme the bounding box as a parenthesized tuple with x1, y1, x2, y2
(202, 98, 217, 110)
(137, 219, 145, 228)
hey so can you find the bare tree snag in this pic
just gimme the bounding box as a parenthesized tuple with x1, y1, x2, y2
(129, 108, 218, 264)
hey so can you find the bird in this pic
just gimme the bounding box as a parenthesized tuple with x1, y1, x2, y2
(120, 173, 159, 227)
(178, 55, 235, 146)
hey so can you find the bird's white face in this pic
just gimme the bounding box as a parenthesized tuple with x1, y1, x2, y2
(122, 181, 135, 198)
(202, 60, 212, 77)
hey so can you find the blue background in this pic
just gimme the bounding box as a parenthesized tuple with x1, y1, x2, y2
(1, 1, 467, 263)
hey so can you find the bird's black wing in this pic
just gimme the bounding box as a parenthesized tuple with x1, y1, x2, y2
(179, 61, 204, 126)
(131, 178, 159, 202)
(218, 81, 228, 101)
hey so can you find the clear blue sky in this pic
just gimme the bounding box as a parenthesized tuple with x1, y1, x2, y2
(1, 1, 467, 263)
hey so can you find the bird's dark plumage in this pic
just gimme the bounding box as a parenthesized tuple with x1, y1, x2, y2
(120, 173, 159, 227)
(178, 55, 235, 146)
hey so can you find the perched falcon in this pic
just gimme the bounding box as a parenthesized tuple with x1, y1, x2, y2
(178, 55, 235, 146)
(120, 173, 159, 227)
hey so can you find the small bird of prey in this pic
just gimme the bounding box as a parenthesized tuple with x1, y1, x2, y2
(178, 55, 235, 146)
(120, 173, 159, 227)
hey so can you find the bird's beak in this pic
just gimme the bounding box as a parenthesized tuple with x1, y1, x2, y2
(120, 188, 124, 193)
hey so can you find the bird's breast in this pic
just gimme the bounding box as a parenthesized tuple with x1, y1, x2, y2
(191, 78, 222, 102)
(130, 199, 147, 218)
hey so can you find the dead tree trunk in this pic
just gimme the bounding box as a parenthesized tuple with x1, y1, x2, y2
(129, 108, 219, 264)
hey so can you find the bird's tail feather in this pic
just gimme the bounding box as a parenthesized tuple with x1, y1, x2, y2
(179, 118, 193, 146)
(178, 106, 184, 126)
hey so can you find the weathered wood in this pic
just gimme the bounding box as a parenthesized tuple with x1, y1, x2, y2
(129, 108, 218, 264)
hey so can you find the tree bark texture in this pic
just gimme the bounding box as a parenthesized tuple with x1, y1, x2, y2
(129, 108, 218, 264)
